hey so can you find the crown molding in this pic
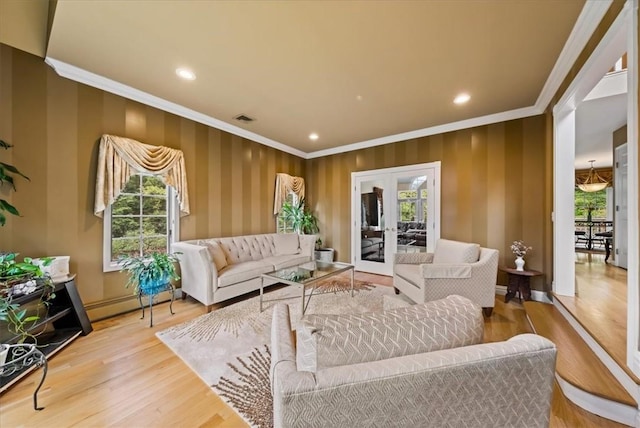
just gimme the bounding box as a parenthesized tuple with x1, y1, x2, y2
(306, 106, 540, 159)
(536, 0, 613, 112)
(44, 0, 606, 161)
(44, 57, 307, 159)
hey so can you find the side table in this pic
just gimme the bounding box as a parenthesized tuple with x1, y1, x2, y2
(499, 266, 543, 303)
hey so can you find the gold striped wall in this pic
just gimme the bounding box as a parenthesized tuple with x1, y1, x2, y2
(0, 44, 305, 318)
(306, 116, 550, 292)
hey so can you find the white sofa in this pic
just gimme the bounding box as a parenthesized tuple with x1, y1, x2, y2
(271, 295, 557, 428)
(173, 233, 316, 309)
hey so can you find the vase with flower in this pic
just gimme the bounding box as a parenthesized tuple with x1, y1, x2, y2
(510, 240, 532, 271)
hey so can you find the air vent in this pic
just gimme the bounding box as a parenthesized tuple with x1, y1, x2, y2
(234, 114, 255, 123)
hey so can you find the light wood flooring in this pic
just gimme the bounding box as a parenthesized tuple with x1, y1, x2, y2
(0, 271, 625, 427)
(555, 252, 633, 382)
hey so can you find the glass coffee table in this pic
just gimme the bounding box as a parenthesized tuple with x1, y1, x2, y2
(260, 261, 354, 315)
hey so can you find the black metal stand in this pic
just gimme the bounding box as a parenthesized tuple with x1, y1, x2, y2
(137, 283, 175, 327)
(0, 344, 48, 410)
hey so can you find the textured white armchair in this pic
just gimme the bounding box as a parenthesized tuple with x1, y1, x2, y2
(393, 238, 499, 316)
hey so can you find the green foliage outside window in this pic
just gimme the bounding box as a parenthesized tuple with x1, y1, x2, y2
(575, 188, 607, 220)
(399, 201, 416, 221)
(111, 174, 169, 259)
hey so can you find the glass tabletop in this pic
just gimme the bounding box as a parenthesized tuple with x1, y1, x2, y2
(263, 261, 352, 285)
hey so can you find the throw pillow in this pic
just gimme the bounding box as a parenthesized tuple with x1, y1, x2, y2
(273, 233, 300, 255)
(205, 241, 227, 271)
(432, 239, 480, 264)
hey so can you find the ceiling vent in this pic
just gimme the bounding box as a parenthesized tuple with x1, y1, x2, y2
(234, 114, 255, 123)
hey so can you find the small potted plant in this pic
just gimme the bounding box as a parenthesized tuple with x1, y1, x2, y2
(0, 253, 54, 344)
(119, 252, 181, 295)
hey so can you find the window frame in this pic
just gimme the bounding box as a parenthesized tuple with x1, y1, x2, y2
(102, 173, 180, 272)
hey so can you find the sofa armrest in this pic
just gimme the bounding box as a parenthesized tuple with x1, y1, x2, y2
(298, 234, 317, 259)
(172, 241, 218, 306)
(421, 263, 471, 279)
(394, 252, 433, 265)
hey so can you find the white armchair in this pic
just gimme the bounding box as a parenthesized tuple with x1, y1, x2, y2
(393, 239, 499, 316)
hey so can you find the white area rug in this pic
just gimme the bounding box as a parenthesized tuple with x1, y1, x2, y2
(156, 277, 394, 428)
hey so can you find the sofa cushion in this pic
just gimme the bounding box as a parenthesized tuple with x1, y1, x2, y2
(432, 239, 480, 264)
(204, 241, 228, 271)
(393, 263, 423, 286)
(218, 260, 274, 287)
(296, 295, 483, 372)
(421, 263, 471, 279)
(263, 254, 310, 270)
(273, 233, 300, 255)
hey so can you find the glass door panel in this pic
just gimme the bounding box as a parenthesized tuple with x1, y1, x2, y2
(356, 178, 387, 274)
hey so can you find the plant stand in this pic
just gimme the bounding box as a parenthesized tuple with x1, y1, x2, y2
(137, 283, 175, 327)
(0, 344, 47, 410)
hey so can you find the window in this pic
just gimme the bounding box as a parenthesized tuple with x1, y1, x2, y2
(575, 188, 607, 220)
(103, 173, 179, 272)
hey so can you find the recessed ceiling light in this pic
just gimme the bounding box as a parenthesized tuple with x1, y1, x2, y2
(176, 68, 196, 80)
(454, 93, 470, 104)
(309, 133, 319, 141)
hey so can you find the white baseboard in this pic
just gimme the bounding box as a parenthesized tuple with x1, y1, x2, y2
(495, 285, 552, 303)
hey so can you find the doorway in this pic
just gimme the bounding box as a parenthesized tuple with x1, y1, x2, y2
(351, 162, 441, 276)
(553, 2, 639, 376)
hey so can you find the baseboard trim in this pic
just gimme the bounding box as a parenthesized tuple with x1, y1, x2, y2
(553, 299, 640, 403)
(555, 374, 638, 426)
(495, 285, 551, 303)
(86, 289, 181, 322)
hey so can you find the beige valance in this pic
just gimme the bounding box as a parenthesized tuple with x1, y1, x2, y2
(94, 134, 190, 217)
(273, 173, 305, 215)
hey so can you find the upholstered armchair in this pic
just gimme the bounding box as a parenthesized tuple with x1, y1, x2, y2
(393, 239, 499, 316)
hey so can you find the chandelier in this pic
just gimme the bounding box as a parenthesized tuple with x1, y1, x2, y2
(577, 160, 608, 192)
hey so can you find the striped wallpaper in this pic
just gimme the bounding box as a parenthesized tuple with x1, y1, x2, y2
(0, 0, 632, 318)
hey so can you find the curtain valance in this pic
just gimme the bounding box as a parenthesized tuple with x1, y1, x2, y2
(94, 134, 190, 217)
(273, 173, 305, 215)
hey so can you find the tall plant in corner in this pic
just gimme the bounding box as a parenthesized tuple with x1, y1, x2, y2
(0, 139, 29, 226)
(279, 198, 319, 235)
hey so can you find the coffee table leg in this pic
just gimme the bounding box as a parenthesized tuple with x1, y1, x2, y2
(351, 268, 354, 297)
(259, 277, 264, 312)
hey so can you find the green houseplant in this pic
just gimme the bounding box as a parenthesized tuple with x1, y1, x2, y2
(119, 252, 181, 295)
(0, 139, 29, 226)
(0, 253, 54, 344)
(279, 198, 319, 235)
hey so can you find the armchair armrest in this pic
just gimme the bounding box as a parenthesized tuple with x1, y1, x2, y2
(394, 252, 433, 265)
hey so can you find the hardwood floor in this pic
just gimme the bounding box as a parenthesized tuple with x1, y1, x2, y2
(555, 252, 633, 382)
(0, 271, 625, 427)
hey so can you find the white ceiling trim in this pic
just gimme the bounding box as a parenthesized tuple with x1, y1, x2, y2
(44, 57, 307, 159)
(535, 0, 613, 112)
(44, 0, 608, 161)
(305, 106, 540, 159)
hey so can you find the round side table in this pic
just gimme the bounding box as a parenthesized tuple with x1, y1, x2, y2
(499, 266, 543, 303)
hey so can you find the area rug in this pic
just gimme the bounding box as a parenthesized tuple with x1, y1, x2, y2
(156, 276, 395, 428)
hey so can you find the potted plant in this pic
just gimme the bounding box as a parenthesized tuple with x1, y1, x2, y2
(279, 198, 319, 235)
(119, 252, 181, 295)
(0, 139, 29, 226)
(314, 238, 335, 263)
(0, 253, 54, 345)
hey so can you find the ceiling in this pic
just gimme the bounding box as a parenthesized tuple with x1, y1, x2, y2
(37, 0, 593, 158)
(4, 0, 622, 161)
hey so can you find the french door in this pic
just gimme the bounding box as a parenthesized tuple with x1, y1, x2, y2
(351, 162, 441, 276)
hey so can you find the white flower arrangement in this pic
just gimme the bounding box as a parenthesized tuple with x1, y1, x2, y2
(511, 240, 532, 257)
